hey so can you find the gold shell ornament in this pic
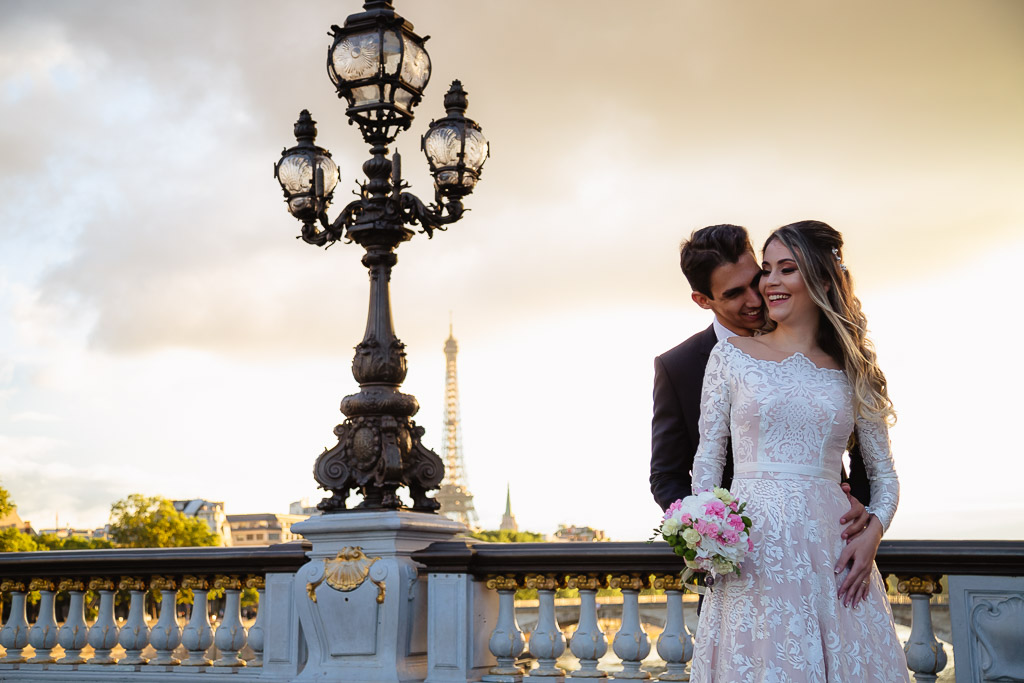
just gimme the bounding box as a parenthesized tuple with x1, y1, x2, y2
(306, 546, 385, 604)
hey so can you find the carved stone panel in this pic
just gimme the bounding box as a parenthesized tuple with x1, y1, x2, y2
(949, 575, 1024, 683)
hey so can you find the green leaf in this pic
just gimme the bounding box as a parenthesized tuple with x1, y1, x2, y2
(108, 494, 220, 548)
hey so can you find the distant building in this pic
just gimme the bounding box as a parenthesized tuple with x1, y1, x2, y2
(0, 508, 34, 535)
(289, 498, 321, 516)
(499, 485, 517, 533)
(227, 513, 308, 546)
(552, 524, 608, 542)
(173, 499, 232, 546)
(37, 526, 108, 540)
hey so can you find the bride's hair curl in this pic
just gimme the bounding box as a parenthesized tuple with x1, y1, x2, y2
(762, 220, 896, 425)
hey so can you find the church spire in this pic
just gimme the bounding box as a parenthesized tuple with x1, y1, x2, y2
(499, 483, 517, 532)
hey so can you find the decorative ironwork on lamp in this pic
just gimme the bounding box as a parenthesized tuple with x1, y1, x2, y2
(273, 0, 489, 514)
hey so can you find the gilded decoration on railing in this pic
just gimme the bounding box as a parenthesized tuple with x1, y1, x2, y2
(149, 575, 176, 591)
(57, 578, 85, 592)
(897, 574, 942, 596)
(608, 574, 646, 591)
(565, 574, 603, 591)
(652, 574, 686, 591)
(306, 546, 385, 604)
(182, 574, 208, 591)
(214, 574, 242, 590)
(28, 578, 54, 592)
(88, 577, 115, 591)
(245, 574, 266, 590)
(524, 574, 560, 591)
(0, 579, 25, 592)
(485, 574, 519, 591)
(118, 576, 146, 592)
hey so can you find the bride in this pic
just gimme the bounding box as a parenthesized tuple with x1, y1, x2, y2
(689, 220, 909, 681)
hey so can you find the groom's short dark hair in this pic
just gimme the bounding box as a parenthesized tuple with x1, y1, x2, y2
(680, 224, 754, 298)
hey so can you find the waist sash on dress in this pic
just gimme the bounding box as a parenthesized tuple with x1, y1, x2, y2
(733, 462, 840, 483)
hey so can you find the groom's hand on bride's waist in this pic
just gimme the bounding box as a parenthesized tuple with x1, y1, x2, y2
(839, 482, 870, 542)
(835, 515, 883, 609)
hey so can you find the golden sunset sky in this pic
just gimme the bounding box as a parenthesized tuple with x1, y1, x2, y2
(1, 0, 1022, 540)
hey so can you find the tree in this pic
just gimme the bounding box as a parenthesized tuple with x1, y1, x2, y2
(108, 494, 218, 548)
(0, 484, 13, 518)
(34, 533, 113, 551)
(469, 529, 546, 543)
(0, 527, 38, 552)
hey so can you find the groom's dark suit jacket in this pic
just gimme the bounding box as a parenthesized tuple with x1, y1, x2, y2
(650, 324, 873, 511)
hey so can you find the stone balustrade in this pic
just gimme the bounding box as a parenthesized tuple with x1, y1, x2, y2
(0, 534, 1021, 682)
(413, 539, 1024, 683)
(0, 542, 309, 681)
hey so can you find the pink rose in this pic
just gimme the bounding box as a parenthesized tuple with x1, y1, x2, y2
(727, 514, 745, 531)
(680, 514, 692, 526)
(721, 529, 740, 545)
(729, 500, 739, 512)
(747, 537, 754, 551)
(695, 520, 717, 537)
(703, 500, 727, 518)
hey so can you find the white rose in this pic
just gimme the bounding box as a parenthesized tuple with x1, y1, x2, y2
(681, 528, 701, 546)
(712, 558, 735, 575)
(661, 518, 682, 536)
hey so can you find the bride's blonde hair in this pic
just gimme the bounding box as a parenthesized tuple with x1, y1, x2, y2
(763, 221, 896, 425)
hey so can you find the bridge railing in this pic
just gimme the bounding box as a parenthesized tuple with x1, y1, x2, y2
(412, 538, 1024, 683)
(0, 542, 309, 681)
(0, 536, 1021, 682)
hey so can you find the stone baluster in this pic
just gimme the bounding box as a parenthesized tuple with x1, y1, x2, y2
(0, 580, 30, 663)
(525, 574, 566, 680)
(567, 574, 607, 679)
(652, 575, 691, 681)
(245, 575, 266, 667)
(609, 575, 651, 680)
(86, 577, 119, 664)
(213, 574, 247, 667)
(897, 574, 948, 683)
(180, 574, 214, 667)
(56, 579, 89, 664)
(26, 578, 59, 663)
(481, 575, 526, 683)
(117, 576, 150, 665)
(149, 575, 182, 666)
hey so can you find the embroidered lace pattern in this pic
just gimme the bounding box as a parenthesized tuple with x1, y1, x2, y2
(690, 339, 908, 682)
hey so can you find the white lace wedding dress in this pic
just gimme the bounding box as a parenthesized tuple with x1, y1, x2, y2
(690, 339, 909, 682)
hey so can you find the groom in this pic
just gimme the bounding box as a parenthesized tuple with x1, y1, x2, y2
(650, 224, 873, 535)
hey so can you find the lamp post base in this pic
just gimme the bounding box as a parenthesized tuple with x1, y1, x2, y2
(292, 511, 466, 683)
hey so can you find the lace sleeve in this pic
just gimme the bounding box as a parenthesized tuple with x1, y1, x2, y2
(692, 342, 732, 493)
(857, 415, 900, 534)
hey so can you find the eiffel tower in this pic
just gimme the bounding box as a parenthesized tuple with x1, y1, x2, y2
(434, 322, 479, 526)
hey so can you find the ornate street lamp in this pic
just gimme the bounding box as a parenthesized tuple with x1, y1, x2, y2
(274, 0, 489, 513)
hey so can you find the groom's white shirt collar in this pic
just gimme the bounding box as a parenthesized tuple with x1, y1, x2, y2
(713, 317, 737, 342)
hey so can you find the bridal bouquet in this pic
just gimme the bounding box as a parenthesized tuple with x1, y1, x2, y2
(655, 487, 753, 589)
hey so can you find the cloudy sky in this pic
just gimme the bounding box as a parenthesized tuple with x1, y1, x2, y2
(1, 0, 1022, 541)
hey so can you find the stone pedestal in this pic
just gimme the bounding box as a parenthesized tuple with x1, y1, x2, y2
(292, 510, 466, 683)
